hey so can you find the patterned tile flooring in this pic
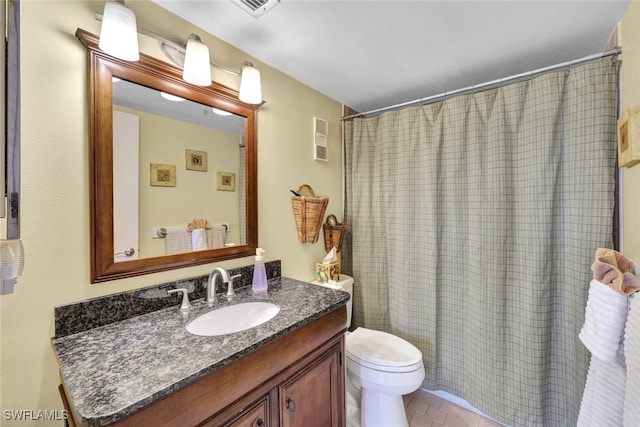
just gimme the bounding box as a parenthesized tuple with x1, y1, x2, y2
(404, 389, 503, 427)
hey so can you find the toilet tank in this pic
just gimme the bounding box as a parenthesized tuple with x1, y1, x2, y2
(311, 274, 353, 328)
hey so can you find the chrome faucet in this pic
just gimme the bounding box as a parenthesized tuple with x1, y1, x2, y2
(205, 267, 231, 304)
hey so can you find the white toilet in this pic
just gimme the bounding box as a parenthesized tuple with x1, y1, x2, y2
(311, 274, 425, 427)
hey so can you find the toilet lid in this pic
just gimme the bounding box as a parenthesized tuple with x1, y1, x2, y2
(346, 327, 423, 371)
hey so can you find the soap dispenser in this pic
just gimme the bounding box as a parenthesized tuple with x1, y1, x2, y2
(252, 248, 268, 293)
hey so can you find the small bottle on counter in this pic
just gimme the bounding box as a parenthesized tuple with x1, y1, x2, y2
(252, 248, 268, 294)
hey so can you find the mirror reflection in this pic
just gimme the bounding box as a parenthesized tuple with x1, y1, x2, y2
(76, 28, 258, 283)
(111, 79, 247, 262)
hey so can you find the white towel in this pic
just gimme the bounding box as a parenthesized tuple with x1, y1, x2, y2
(165, 229, 192, 255)
(579, 279, 629, 362)
(624, 294, 640, 426)
(577, 355, 626, 427)
(206, 226, 226, 249)
(191, 228, 208, 251)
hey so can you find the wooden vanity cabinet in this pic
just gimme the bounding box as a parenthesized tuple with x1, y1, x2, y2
(59, 307, 346, 427)
(208, 394, 269, 427)
(279, 344, 341, 427)
(205, 337, 342, 427)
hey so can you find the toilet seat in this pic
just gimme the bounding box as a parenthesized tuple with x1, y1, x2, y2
(346, 327, 423, 373)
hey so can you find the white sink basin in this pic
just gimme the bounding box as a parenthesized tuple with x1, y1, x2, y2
(186, 302, 280, 336)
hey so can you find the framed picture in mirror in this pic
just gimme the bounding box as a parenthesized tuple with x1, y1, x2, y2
(217, 172, 235, 191)
(186, 149, 207, 171)
(150, 163, 176, 187)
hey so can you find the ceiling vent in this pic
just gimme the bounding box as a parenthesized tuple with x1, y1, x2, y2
(231, 0, 281, 18)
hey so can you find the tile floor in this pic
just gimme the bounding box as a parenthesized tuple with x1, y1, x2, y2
(403, 389, 503, 427)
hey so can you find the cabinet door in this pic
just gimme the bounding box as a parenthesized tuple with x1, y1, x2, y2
(227, 399, 268, 427)
(279, 346, 341, 427)
(200, 395, 269, 427)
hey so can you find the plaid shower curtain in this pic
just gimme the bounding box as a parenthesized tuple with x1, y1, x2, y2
(343, 59, 619, 426)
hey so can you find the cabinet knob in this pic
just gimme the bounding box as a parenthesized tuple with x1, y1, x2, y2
(285, 397, 297, 412)
(256, 418, 264, 427)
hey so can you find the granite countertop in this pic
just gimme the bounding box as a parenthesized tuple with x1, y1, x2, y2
(51, 277, 349, 426)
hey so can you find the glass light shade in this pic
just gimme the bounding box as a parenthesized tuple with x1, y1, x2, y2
(160, 92, 185, 102)
(182, 35, 212, 87)
(99, 2, 139, 61)
(212, 107, 233, 116)
(239, 64, 262, 104)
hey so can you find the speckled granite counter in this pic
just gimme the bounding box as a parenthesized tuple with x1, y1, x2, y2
(51, 276, 349, 426)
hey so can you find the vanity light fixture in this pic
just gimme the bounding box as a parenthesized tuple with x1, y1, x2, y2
(182, 34, 212, 87)
(95, 1, 263, 103)
(239, 62, 263, 105)
(160, 92, 186, 102)
(98, 1, 139, 61)
(212, 107, 233, 116)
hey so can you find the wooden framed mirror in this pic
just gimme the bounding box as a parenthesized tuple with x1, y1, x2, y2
(77, 29, 258, 283)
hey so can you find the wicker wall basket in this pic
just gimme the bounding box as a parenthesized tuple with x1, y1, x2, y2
(323, 223, 347, 253)
(291, 185, 329, 243)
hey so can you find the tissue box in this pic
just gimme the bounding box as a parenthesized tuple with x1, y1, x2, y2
(315, 262, 340, 283)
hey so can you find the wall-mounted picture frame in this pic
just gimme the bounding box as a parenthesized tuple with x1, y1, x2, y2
(217, 172, 236, 191)
(618, 105, 640, 168)
(185, 149, 207, 171)
(150, 163, 176, 187)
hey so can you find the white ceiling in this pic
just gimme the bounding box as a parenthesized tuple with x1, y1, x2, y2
(152, 0, 629, 114)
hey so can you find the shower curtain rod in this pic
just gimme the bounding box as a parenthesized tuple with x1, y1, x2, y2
(342, 48, 621, 120)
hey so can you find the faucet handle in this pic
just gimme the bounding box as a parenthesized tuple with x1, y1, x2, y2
(226, 274, 243, 297)
(167, 288, 193, 311)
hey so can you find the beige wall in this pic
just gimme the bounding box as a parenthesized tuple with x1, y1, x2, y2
(0, 1, 343, 424)
(621, 0, 640, 261)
